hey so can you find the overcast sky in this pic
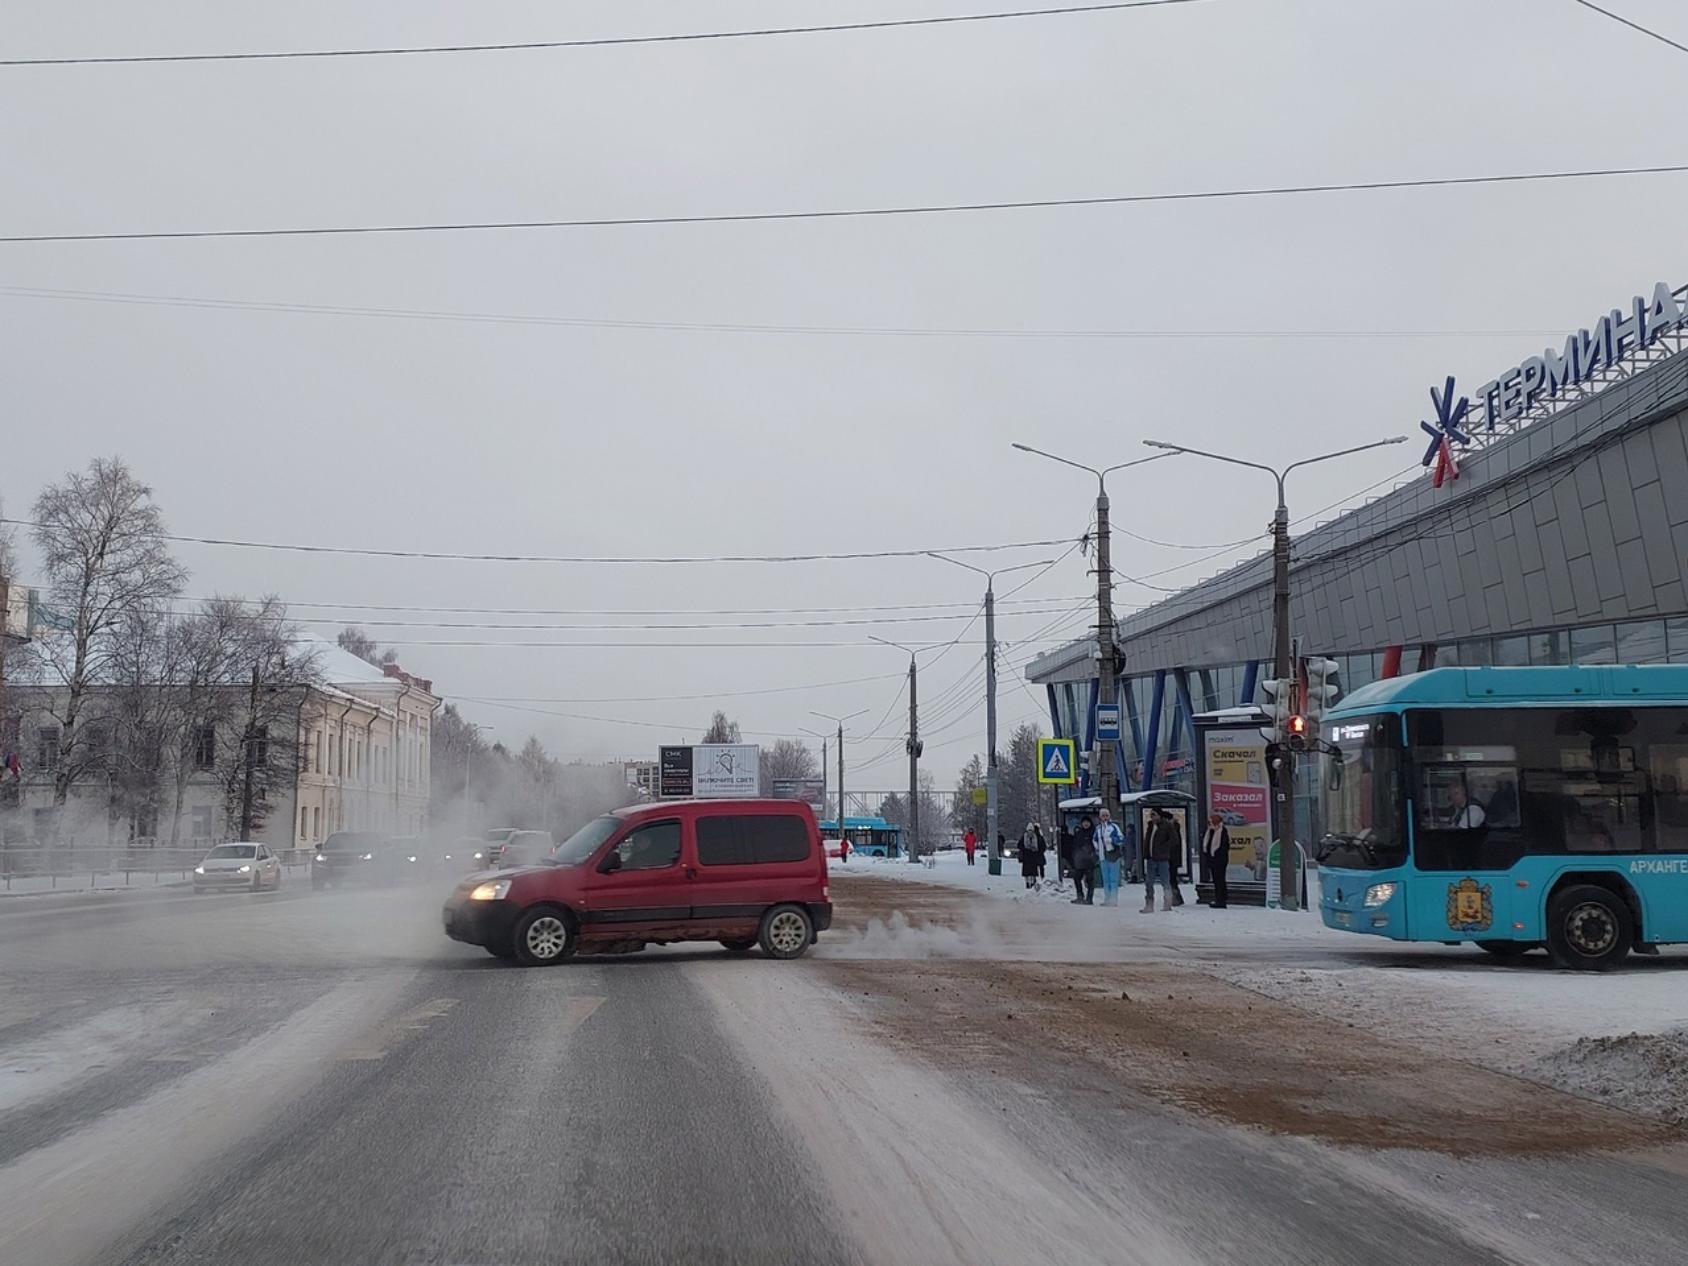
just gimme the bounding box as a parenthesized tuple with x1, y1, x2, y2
(3, 0, 1685, 789)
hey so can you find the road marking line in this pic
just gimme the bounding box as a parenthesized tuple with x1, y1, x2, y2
(337, 997, 460, 1061)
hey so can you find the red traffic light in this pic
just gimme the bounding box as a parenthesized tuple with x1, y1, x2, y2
(1285, 714, 1309, 751)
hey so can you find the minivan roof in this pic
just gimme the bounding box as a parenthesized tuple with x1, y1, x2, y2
(613, 798, 818, 817)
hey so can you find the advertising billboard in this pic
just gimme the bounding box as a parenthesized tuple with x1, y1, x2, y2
(658, 745, 694, 798)
(691, 744, 761, 799)
(1202, 729, 1270, 883)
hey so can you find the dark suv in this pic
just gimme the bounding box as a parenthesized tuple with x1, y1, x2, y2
(311, 832, 395, 889)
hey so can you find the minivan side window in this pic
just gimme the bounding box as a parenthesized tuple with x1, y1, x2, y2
(613, 820, 682, 871)
(696, 815, 811, 866)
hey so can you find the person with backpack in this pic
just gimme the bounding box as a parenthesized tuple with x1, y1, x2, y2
(1094, 809, 1126, 906)
(1069, 815, 1097, 905)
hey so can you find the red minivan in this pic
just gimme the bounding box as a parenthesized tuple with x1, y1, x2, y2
(442, 799, 832, 966)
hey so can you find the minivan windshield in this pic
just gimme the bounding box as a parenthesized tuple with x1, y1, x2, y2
(550, 816, 621, 866)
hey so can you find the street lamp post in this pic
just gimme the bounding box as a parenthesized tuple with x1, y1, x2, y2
(808, 709, 867, 845)
(925, 554, 1054, 875)
(1142, 435, 1407, 910)
(1010, 444, 1175, 831)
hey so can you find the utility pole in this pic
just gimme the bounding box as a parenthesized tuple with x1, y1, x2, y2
(906, 654, 920, 861)
(983, 584, 997, 861)
(1009, 447, 1173, 830)
(808, 709, 866, 846)
(1093, 486, 1118, 819)
(239, 662, 260, 840)
(927, 554, 1052, 875)
(1143, 434, 1408, 912)
(870, 639, 924, 861)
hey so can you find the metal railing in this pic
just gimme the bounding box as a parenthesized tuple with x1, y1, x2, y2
(0, 843, 314, 891)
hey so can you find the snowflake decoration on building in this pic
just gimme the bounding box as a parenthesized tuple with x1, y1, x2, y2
(1419, 375, 1471, 488)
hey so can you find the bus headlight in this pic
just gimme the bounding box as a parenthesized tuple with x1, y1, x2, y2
(1363, 882, 1397, 908)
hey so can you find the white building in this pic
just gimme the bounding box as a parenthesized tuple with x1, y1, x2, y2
(1, 638, 438, 851)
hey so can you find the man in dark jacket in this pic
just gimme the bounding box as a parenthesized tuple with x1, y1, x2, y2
(1142, 810, 1182, 913)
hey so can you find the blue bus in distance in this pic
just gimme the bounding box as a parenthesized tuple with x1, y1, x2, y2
(817, 816, 903, 859)
(1316, 665, 1688, 969)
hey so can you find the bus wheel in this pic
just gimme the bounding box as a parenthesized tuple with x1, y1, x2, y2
(1547, 885, 1633, 971)
(1475, 940, 1532, 959)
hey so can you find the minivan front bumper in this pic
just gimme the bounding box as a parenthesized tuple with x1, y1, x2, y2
(443, 896, 519, 947)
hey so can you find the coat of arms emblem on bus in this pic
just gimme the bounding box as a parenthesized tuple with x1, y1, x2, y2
(1446, 878, 1494, 933)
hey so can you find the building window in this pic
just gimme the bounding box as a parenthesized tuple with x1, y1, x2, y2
(300, 805, 309, 839)
(1667, 618, 1688, 663)
(252, 726, 269, 769)
(1493, 636, 1530, 666)
(1458, 638, 1493, 666)
(312, 806, 321, 839)
(1569, 624, 1616, 665)
(1432, 644, 1460, 668)
(192, 725, 216, 771)
(1617, 620, 1667, 665)
(1529, 631, 1568, 665)
(190, 806, 214, 840)
(36, 726, 60, 772)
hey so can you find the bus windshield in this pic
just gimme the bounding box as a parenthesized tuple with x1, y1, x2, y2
(1319, 714, 1406, 870)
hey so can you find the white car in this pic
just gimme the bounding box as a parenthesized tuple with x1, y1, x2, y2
(193, 842, 283, 893)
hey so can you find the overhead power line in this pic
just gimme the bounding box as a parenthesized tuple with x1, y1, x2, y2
(1571, 0, 1688, 56)
(192, 592, 1091, 618)
(250, 603, 1082, 632)
(2, 516, 1074, 566)
(0, 2, 1207, 67)
(459, 671, 906, 705)
(0, 285, 1569, 342)
(5, 165, 1685, 244)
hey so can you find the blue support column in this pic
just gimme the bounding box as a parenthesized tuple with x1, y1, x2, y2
(1046, 684, 1061, 737)
(1173, 669, 1198, 760)
(1139, 670, 1167, 791)
(1239, 660, 1260, 707)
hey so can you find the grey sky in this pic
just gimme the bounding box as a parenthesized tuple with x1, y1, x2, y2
(4, 0, 1684, 789)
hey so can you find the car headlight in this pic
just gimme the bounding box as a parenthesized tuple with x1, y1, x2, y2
(359, 852, 373, 861)
(406, 855, 417, 863)
(468, 880, 512, 901)
(1363, 882, 1397, 908)
(473, 851, 483, 860)
(194, 865, 205, 874)
(238, 864, 252, 874)
(314, 854, 327, 862)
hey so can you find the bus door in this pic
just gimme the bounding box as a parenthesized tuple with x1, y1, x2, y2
(1407, 755, 1522, 941)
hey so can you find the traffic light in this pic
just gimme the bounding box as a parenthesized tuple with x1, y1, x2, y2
(1260, 677, 1297, 744)
(1303, 656, 1340, 728)
(1285, 713, 1310, 753)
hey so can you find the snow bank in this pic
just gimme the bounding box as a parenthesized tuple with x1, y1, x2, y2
(1528, 1030, 1688, 1123)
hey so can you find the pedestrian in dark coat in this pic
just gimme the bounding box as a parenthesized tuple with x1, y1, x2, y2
(1070, 816, 1097, 904)
(1201, 813, 1231, 908)
(1018, 825, 1038, 888)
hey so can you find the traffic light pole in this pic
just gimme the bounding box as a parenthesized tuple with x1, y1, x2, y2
(1143, 434, 1409, 914)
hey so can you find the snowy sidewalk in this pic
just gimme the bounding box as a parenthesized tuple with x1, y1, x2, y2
(840, 851, 1688, 1123)
(0, 872, 192, 898)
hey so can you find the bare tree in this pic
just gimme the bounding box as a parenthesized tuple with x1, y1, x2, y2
(701, 711, 742, 744)
(759, 738, 815, 792)
(337, 626, 398, 667)
(207, 598, 320, 839)
(30, 459, 187, 827)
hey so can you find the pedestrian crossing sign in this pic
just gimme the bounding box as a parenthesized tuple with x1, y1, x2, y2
(1037, 738, 1077, 785)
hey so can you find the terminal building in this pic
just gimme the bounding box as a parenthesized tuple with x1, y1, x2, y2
(1026, 279, 1688, 841)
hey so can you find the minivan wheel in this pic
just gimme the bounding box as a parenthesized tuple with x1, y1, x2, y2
(513, 907, 576, 967)
(1547, 884, 1633, 971)
(720, 938, 756, 953)
(758, 905, 814, 960)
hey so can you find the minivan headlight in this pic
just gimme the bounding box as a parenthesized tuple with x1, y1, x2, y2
(1363, 882, 1397, 908)
(469, 880, 512, 901)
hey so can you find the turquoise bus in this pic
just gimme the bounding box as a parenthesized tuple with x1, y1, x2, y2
(1316, 665, 1688, 969)
(816, 816, 903, 859)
